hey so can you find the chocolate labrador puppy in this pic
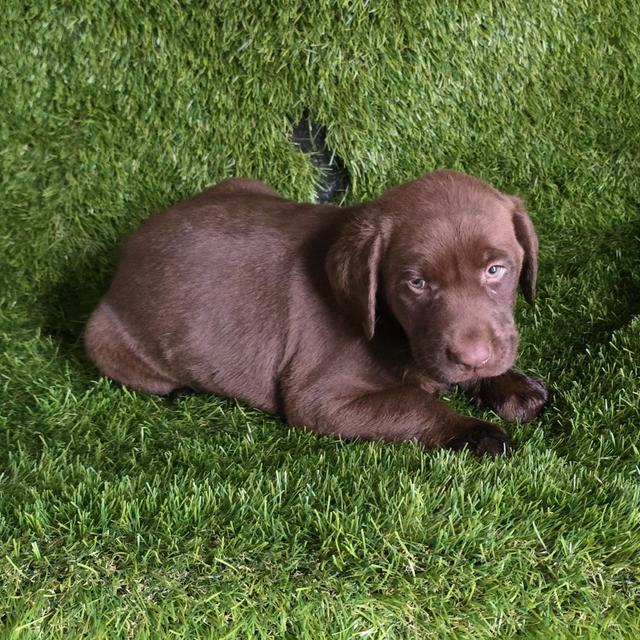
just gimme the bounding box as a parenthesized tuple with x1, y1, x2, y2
(85, 171, 547, 455)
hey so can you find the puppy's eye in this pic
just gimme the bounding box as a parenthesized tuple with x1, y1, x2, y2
(486, 265, 506, 278)
(409, 278, 427, 290)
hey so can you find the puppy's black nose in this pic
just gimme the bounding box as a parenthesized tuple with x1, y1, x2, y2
(447, 340, 491, 370)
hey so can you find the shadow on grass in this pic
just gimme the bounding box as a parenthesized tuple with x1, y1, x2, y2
(529, 218, 640, 445)
(40, 243, 118, 378)
(535, 219, 640, 359)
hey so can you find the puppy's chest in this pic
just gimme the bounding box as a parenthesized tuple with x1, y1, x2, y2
(369, 339, 446, 394)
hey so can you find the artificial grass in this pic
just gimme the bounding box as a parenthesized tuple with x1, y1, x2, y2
(1, 1, 640, 637)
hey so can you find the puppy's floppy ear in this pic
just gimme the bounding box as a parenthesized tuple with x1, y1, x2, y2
(326, 207, 390, 339)
(509, 196, 538, 304)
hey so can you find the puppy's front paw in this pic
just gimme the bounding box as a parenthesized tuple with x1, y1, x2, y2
(447, 419, 511, 457)
(477, 370, 548, 422)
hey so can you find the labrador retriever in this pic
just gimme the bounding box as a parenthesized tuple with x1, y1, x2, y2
(85, 171, 547, 455)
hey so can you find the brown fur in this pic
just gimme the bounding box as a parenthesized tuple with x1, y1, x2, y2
(85, 171, 547, 456)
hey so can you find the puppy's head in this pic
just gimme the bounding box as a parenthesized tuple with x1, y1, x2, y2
(326, 170, 538, 384)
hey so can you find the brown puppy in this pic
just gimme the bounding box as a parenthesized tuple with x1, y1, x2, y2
(85, 171, 547, 455)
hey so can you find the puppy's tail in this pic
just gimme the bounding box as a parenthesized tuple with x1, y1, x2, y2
(290, 110, 350, 204)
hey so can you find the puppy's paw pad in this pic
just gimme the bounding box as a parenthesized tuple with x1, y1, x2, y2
(448, 422, 511, 457)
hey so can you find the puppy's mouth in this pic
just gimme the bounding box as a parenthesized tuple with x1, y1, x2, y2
(441, 361, 512, 385)
(413, 345, 518, 386)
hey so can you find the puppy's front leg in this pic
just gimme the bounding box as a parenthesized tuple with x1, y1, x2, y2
(289, 386, 510, 457)
(462, 369, 548, 422)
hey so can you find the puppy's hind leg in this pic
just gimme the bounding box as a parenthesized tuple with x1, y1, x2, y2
(84, 302, 179, 395)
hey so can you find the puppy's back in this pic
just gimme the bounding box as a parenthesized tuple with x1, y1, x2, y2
(87, 188, 337, 410)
